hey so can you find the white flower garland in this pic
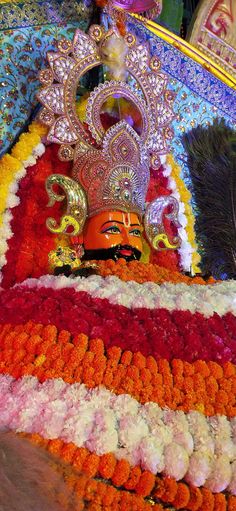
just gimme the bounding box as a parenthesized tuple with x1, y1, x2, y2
(1, 374, 236, 493)
(161, 155, 193, 273)
(0, 143, 45, 282)
(20, 274, 236, 317)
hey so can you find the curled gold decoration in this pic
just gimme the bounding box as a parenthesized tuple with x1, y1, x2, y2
(144, 196, 180, 251)
(153, 233, 179, 250)
(46, 214, 81, 236)
(45, 174, 87, 236)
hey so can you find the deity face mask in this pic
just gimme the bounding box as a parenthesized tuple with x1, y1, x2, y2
(82, 210, 143, 261)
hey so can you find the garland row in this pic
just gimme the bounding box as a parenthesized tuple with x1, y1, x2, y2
(1, 143, 72, 288)
(162, 154, 198, 273)
(25, 432, 236, 511)
(0, 285, 236, 364)
(96, 259, 212, 285)
(23, 273, 236, 317)
(1, 319, 236, 508)
(2, 373, 236, 491)
(0, 122, 47, 281)
(0, 321, 236, 417)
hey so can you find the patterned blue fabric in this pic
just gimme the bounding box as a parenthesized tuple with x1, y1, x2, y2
(126, 16, 236, 268)
(0, 0, 92, 157)
(127, 18, 236, 175)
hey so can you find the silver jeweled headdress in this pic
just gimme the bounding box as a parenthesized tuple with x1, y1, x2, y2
(38, 25, 180, 250)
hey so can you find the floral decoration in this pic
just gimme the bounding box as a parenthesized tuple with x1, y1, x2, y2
(1, 143, 72, 288)
(21, 273, 234, 317)
(163, 154, 201, 274)
(1, 322, 236, 509)
(96, 259, 213, 285)
(0, 284, 236, 364)
(2, 373, 236, 491)
(0, 122, 47, 281)
(1, 93, 236, 511)
(0, 321, 236, 417)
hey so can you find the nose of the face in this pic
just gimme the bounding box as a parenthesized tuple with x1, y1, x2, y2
(121, 227, 130, 245)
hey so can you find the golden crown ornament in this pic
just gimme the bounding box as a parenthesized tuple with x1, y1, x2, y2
(37, 25, 180, 251)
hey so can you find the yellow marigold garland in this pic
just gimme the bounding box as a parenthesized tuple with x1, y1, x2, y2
(0, 121, 48, 227)
(166, 154, 201, 273)
(0, 154, 22, 224)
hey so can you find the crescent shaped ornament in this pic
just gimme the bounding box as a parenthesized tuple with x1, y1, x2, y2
(144, 196, 180, 250)
(45, 174, 87, 237)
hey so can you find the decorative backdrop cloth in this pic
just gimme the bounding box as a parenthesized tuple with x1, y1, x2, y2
(0, 0, 92, 157)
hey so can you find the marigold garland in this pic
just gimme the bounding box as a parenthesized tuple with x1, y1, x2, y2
(96, 258, 214, 285)
(0, 121, 47, 223)
(0, 321, 236, 418)
(1, 287, 236, 363)
(1, 322, 236, 507)
(36, 446, 161, 511)
(0, 153, 22, 222)
(166, 154, 201, 273)
(19, 432, 170, 511)
(0, 121, 48, 280)
(10, 122, 47, 163)
(1, 144, 72, 288)
(22, 432, 233, 511)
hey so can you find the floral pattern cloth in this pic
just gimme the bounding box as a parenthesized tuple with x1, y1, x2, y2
(0, 0, 92, 157)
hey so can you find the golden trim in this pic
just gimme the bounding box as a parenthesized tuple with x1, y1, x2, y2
(187, 0, 236, 80)
(131, 14, 236, 91)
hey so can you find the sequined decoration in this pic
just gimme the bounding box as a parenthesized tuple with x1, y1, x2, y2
(126, 17, 236, 258)
(0, 0, 92, 157)
(144, 196, 180, 250)
(37, 25, 176, 169)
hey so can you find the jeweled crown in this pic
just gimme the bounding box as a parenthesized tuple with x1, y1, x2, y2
(38, 24, 180, 251)
(73, 121, 149, 217)
(37, 25, 175, 218)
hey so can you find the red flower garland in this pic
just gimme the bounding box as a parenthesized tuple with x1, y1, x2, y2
(0, 286, 235, 364)
(2, 145, 71, 288)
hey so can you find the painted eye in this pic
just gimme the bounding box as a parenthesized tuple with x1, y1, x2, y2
(130, 229, 141, 237)
(101, 226, 121, 234)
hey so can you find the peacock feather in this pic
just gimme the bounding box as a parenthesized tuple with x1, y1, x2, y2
(182, 118, 236, 279)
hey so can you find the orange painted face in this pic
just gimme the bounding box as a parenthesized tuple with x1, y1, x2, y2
(82, 211, 143, 261)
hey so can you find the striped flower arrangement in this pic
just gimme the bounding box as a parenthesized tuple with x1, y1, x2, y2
(1, 274, 236, 510)
(1, 122, 236, 510)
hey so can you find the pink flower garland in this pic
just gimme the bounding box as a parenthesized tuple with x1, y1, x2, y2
(1, 373, 236, 492)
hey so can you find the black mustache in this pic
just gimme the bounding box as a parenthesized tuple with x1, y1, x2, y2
(82, 244, 142, 262)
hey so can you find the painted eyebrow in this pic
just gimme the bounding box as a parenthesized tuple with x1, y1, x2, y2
(101, 221, 141, 228)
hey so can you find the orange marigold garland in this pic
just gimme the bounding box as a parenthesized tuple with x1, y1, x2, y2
(22, 433, 232, 511)
(1, 320, 236, 508)
(0, 322, 236, 417)
(96, 259, 215, 285)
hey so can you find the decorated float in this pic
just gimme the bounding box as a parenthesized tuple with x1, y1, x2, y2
(0, 0, 236, 509)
